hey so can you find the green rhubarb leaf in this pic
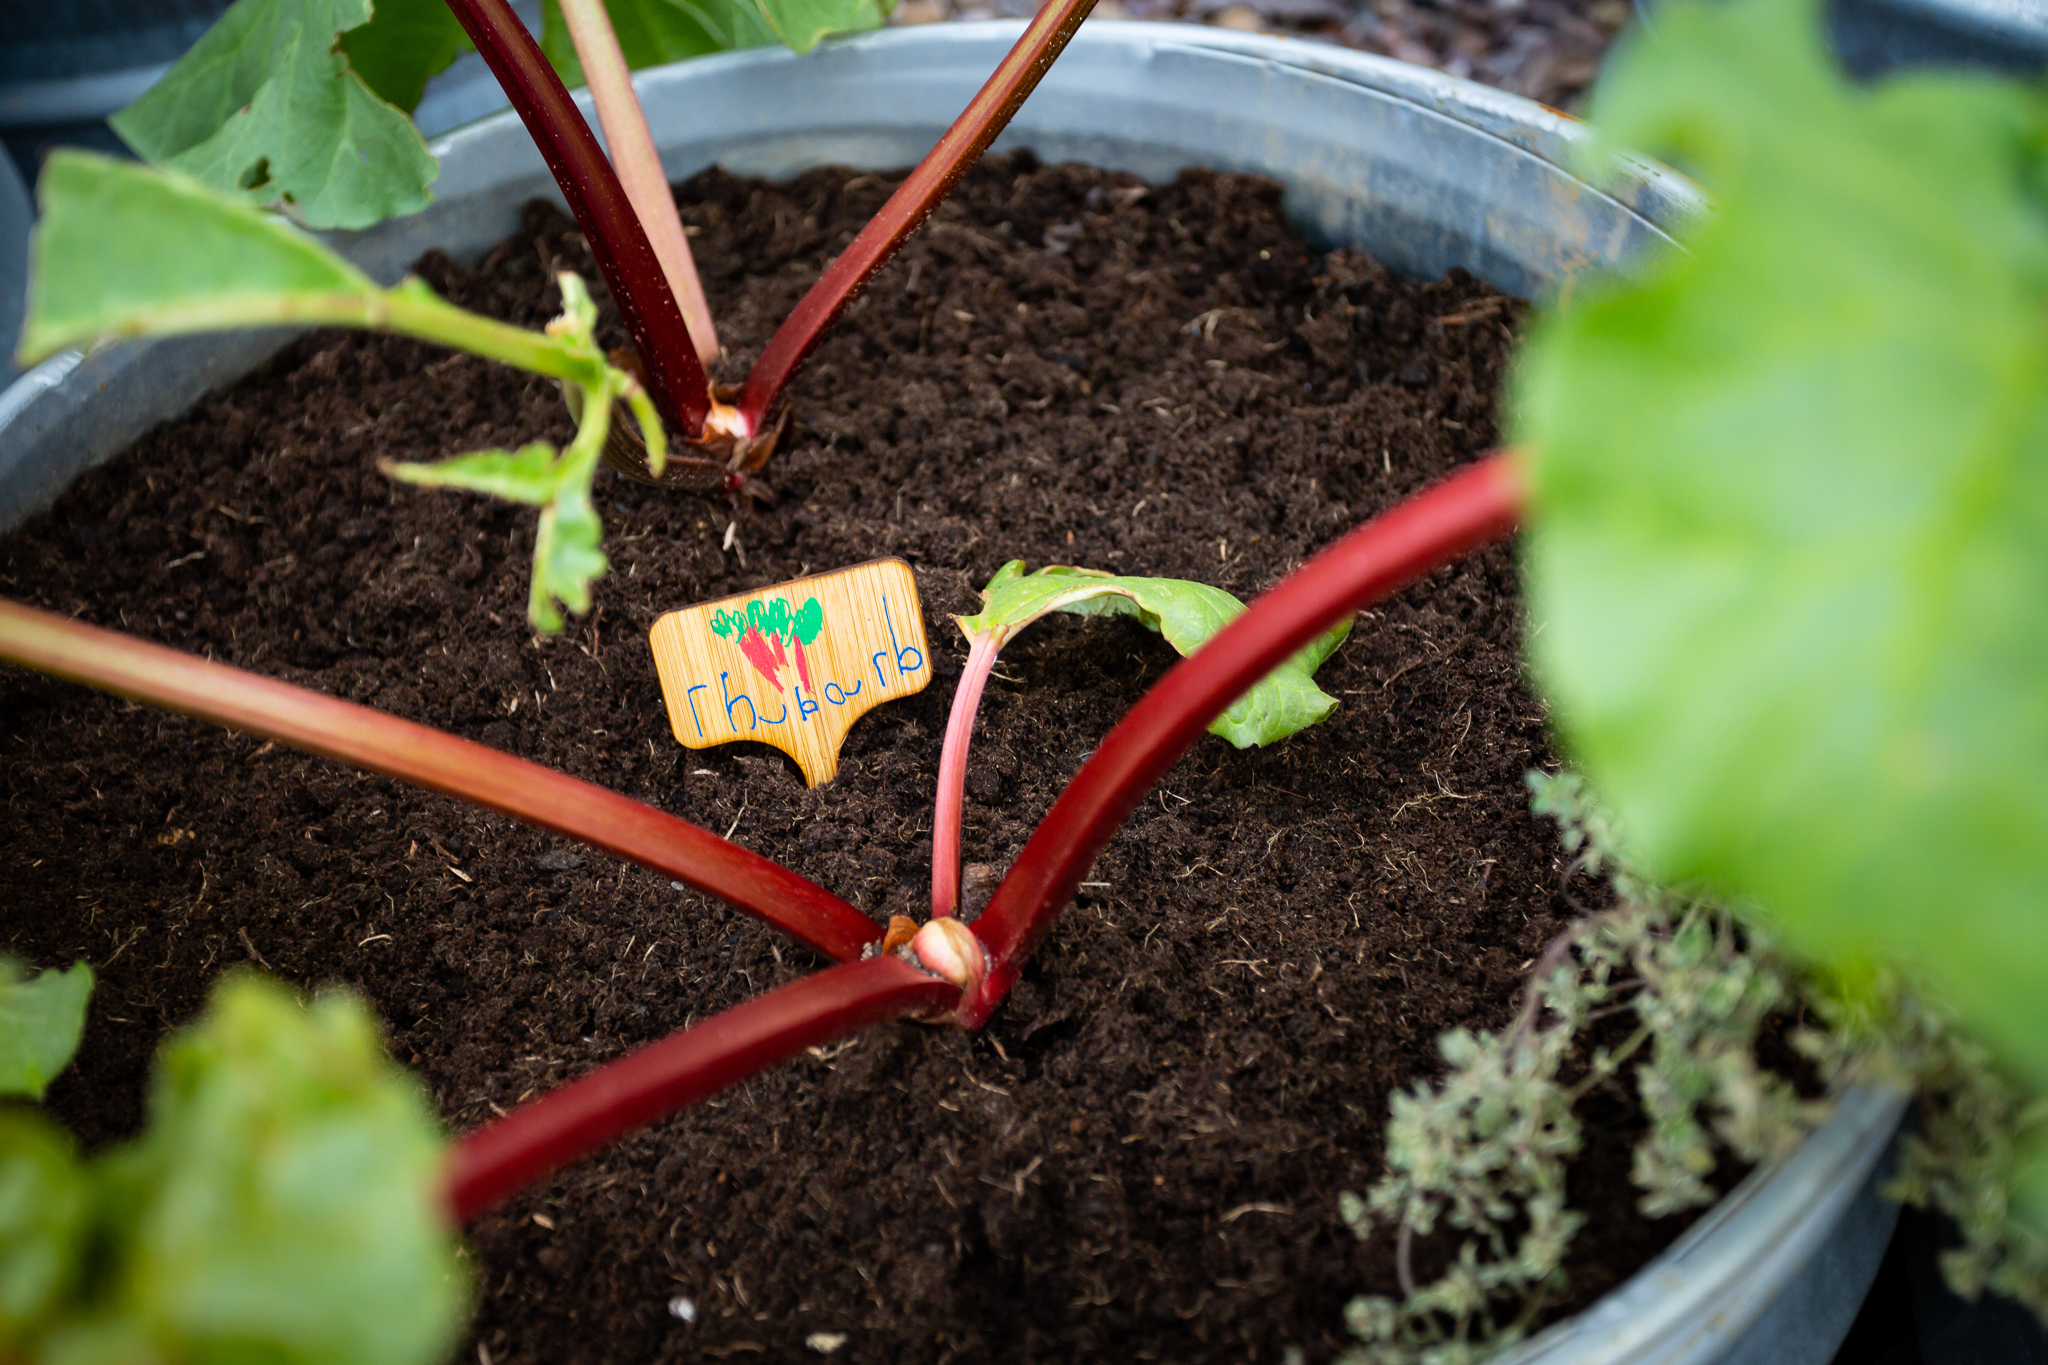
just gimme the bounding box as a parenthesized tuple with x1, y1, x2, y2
(541, 0, 778, 83)
(961, 561, 1350, 748)
(19, 151, 377, 364)
(531, 489, 609, 632)
(539, 0, 878, 82)
(108, 0, 437, 230)
(1515, 0, 2048, 1177)
(99, 975, 466, 1365)
(0, 960, 93, 1102)
(751, 0, 889, 54)
(341, 0, 472, 113)
(0, 1112, 92, 1342)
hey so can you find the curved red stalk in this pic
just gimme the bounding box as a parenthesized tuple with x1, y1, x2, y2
(443, 0, 712, 436)
(446, 956, 958, 1219)
(955, 455, 1528, 1027)
(735, 0, 1099, 432)
(0, 599, 879, 962)
(932, 631, 1000, 919)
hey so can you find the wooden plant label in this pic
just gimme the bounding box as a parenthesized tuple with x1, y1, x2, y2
(648, 558, 932, 787)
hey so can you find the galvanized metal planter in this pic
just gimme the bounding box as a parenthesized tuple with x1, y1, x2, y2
(0, 24, 1904, 1362)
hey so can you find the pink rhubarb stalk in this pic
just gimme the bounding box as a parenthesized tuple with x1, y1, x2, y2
(442, 0, 713, 436)
(446, 955, 958, 1219)
(931, 631, 1002, 919)
(955, 454, 1529, 1027)
(734, 0, 1100, 432)
(554, 0, 721, 367)
(0, 599, 879, 962)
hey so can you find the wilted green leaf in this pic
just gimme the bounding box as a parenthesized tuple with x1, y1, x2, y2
(341, 0, 472, 112)
(100, 975, 466, 1365)
(0, 960, 93, 1101)
(1515, 0, 2048, 1196)
(109, 0, 437, 230)
(961, 561, 1349, 748)
(0, 1113, 91, 1342)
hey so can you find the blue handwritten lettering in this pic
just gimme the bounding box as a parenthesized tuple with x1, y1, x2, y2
(796, 687, 820, 721)
(872, 649, 890, 688)
(685, 683, 709, 739)
(824, 680, 861, 705)
(720, 672, 757, 731)
(884, 596, 924, 675)
(760, 696, 789, 725)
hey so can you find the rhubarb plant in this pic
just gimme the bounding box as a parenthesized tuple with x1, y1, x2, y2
(18, 151, 665, 633)
(92, 0, 1102, 466)
(931, 561, 1351, 917)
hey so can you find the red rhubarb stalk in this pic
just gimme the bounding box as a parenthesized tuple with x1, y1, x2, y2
(442, 0, 713, 436)
(555, 0, 721, 367)
(931, 631, 1001, 919)
(734, 0, 1100, 431)
(792, 637, 815, 695)
(955, 455, 1528, 1027)
(0, 599, 879, 962)
(446, 956, 958, 1219)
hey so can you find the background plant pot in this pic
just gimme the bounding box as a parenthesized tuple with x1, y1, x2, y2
(0, 23, 1904, 1361)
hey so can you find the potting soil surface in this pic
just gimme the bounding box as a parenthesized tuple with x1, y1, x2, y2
(3, 155, 1692, 1364)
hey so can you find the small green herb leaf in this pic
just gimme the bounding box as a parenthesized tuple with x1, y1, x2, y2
(0, 961, 93, 1102)
(960, 561, 1349, 748)
(108, 0, 437, 230)
(101, 975, 466, 1365)
(1516, 0, 2048, 1179)
(0, 1112, 92, 1342)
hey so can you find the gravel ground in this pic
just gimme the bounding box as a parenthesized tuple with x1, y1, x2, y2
(891, 0, 1634, 111)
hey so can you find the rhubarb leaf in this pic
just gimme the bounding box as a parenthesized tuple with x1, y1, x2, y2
(19, 152, 377, 364)
(1515, 0, 2048, 1190)
(99, 975, 466, 1365)
(0, 961, 92, 1101)
(540, 0, 778, 81)
(341, 0, 473, 112)
(538, 0, 879, 81)
(0, 1112, 91, 1340)
(960, 562, 1350, 748)
(108, 0, 437, 230)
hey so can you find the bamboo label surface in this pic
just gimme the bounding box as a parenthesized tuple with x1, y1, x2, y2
(648, 558, 932, 787)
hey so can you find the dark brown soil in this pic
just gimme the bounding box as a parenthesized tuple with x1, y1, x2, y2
(1, 154, 1692, 1363)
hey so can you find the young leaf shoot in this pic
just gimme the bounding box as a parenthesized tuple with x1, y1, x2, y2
(931, 560, 1350, 918)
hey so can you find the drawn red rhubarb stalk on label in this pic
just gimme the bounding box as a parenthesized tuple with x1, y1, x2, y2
(710, 595, 825, 696)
